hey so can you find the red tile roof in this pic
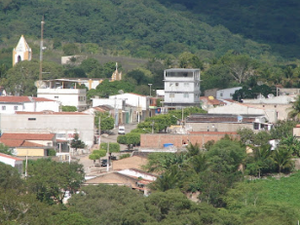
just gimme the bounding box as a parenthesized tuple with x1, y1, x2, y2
(0, 153, 23, 161)
(21, 141, 45, 147)
(0, 96, 54, 103)
(0, 139, 24, 147)
(1, 133, 55, 140)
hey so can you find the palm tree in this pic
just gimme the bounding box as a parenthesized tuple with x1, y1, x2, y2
(288, 95, 300, 121)
(271, 146, 293, 173)
(250, 144, 273, 178)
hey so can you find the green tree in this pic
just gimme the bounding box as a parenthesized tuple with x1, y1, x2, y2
(63, 43, 80, 55)
(62, 105, 77, 112)
(26, 158, 85, 204)
(270, 120, 297, 139)
(271, 146, 294, 173)
(70, 133, 85, 152)
(0, 143, 12, 155)
(94, 112, 114, 133)
(288, 95, 300, 121)
(0, 162, 23, 191)
(4, 60, 62, 96)
(246, 144, 273, 178)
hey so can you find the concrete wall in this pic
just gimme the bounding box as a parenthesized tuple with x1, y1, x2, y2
(188, 122, 253, 132)
(0, 113, 94, 148)
(141, 132, 239, 148)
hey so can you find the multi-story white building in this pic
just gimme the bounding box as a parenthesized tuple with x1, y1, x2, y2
(0, 96, 60, 114)
(37, 79, 87, 111)
(164, 68, 201, 107)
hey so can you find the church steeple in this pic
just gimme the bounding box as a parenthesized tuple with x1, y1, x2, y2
(111, 62, 122, 81)
(12, 35, 32, 66)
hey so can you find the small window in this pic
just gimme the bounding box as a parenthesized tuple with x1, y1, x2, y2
(170, 93, 175, 98)
(2, 106, 6, 110)
(54, 96, 59, 99)
(169, 83, 173, 87)
(14, 106, 18, 110)
(175, 83, 179, 86)
(253, 123, 259, 130)
(184, 83, 189, 87)
(184, 93, 189, 98)
(28, 118, 36, 121)
(220, 93, 223, 97)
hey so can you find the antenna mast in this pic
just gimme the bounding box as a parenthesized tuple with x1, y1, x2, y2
(39, 17, 44, 82)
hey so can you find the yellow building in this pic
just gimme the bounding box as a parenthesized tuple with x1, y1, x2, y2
(12, 35, 32, 66)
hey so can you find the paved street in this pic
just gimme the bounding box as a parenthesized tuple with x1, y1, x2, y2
(78, 122, 138, 176)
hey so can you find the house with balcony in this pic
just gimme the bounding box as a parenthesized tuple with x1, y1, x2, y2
(163, 68, 201, 108)
(37, 79, 87, 111)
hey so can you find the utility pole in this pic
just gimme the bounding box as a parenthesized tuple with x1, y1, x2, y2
(39, 17, 45, 83)
(98, 116, 101, 147)
(107, 142, 110, 172)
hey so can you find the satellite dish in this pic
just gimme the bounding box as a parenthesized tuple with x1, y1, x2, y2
(35, 80, 46, 88)
(268, 93, 274, 99)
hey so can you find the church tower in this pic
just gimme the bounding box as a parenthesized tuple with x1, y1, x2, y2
(12, 35, 32, 66)
(111, 62, 122, 81)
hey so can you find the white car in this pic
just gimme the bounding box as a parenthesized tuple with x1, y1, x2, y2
(118, 125, 125, 135)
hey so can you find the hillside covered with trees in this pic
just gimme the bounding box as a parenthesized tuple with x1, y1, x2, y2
(158, 0, 300, 59)
(0, 0, 273, 61)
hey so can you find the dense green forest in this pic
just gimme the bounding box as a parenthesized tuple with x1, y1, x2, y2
(158, 0, 300, 58)
(1, 0, 300, 98)
(0, 0, 272, 60)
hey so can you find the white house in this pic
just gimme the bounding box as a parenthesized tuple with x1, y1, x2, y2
(0, 111, 94, 148)
(37, 79, 87, 111)
(0, 153, 23, 174)
(164, 68, 201, 107)
(110, 93, 149, 123)
(216, 87, 242, 100)
(0, 96, 60, 114)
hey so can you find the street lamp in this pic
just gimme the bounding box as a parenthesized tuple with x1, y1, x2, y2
(148, 83, 152, 96)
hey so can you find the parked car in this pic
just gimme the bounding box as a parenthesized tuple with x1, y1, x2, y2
(118, 125, 125, 135)
(101, 159, 108, 167)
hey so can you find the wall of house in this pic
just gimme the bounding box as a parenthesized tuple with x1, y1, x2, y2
(188, 122, 253, 132)
(110, 93, 148, 111)
(245, 103, 291, 121)
(37, 88, 87, 111)
(208, 103, 266, 115)
(140, 132, 239, 148)
(0, 101, 60, 114)
(24, 101, 61, 112)
(15, 148, 45, 157)
(216, 87, 242, 100)
(0, 156, 17, 167)
(0, 113, 94, 148)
